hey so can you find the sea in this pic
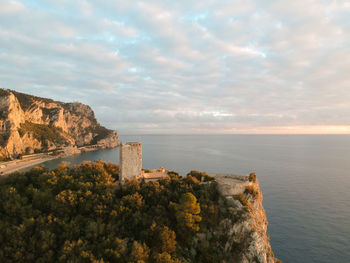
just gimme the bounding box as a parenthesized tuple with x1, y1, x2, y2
(39, 135, 350, 263)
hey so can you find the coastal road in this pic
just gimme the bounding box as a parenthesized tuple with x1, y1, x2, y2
(0, 156, 57, 176)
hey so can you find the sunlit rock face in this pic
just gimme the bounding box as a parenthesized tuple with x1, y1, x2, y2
(212, 174, 279, 263)
(0, 89, 120, 159)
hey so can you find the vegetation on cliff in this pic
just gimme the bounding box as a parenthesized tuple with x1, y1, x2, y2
(0, 161, 261, 263)
(0, 134, 9, 148)
(0, 89, 120, 159)
(18, 121, 68, 147)
(89, 124, 113, 145)
(10, 90, 56, 111)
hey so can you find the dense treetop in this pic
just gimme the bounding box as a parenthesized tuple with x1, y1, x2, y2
(0, 161, 248, 263)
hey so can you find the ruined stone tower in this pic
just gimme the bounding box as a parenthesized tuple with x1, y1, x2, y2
(119, 142, 142, 182)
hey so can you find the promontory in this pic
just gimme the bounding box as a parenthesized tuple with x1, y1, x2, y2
(0, 89, 120, 160)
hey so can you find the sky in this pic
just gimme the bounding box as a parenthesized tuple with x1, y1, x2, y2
(0, 0, 350, 134)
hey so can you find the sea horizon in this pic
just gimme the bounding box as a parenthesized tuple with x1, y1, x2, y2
(2, 0, 349, 261)
(38, 134, 350, 263)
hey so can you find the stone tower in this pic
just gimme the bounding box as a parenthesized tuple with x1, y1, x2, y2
(119, 142, 142, 182)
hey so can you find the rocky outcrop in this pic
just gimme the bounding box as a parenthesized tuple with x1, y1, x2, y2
(0, 89, 120, 159)
(96, 131, 120, 148)
(212, 173, 280, 263)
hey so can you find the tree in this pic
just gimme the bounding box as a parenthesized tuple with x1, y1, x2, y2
(173, 193, 202, 232)
(159, 226, 177, 253)
(130, 241, 149, 263)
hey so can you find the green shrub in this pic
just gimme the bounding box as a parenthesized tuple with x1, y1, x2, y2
(41, 107, 60, 121)
(11, 90, 35, 111)
(0, 89, 9, 97)
(187, 170, 204, 181)
(11, 90, 57, 111)
(187, 170, 214, 182)
(167, 171, 180, 179)
(249, 172, 257, 183)
(90, 124, 112, 144)
(0, 161, 247, 262)
(0, 133, 9, 147)
(18, 121, 67, 146)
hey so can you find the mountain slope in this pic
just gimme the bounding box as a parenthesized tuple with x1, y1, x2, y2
(0, 89, 120, 160)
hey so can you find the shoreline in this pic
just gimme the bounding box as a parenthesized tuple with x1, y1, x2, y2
(0, 144, 120, 177)
(0, 155, 60, 176)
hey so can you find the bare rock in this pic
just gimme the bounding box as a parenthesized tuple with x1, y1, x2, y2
(0, 89, 120, 159)
(212, 174, 279, 263)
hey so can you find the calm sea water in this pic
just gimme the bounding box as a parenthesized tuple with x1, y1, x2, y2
(41, 135, 350, 263)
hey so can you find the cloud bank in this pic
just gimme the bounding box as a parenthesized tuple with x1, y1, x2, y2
(0, 0, 349, 134)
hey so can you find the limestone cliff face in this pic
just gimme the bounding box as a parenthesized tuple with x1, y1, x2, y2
(213, 174, 279, 263)
(0, 89, 120, 159)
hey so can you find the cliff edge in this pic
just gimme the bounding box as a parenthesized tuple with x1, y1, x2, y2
(0, 89, 120, 160)
(211, 173, 279, 263)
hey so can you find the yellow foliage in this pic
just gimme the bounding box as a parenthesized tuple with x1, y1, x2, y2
(173, 193, 202, 232)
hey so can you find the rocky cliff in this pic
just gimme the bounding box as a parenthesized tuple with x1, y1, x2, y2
(0, 89, 120, 160)
(212, 173, 279, 263)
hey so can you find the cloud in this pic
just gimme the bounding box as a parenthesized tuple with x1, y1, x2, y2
(0, 0, 349, 134)
(0, 1, 25, 15)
